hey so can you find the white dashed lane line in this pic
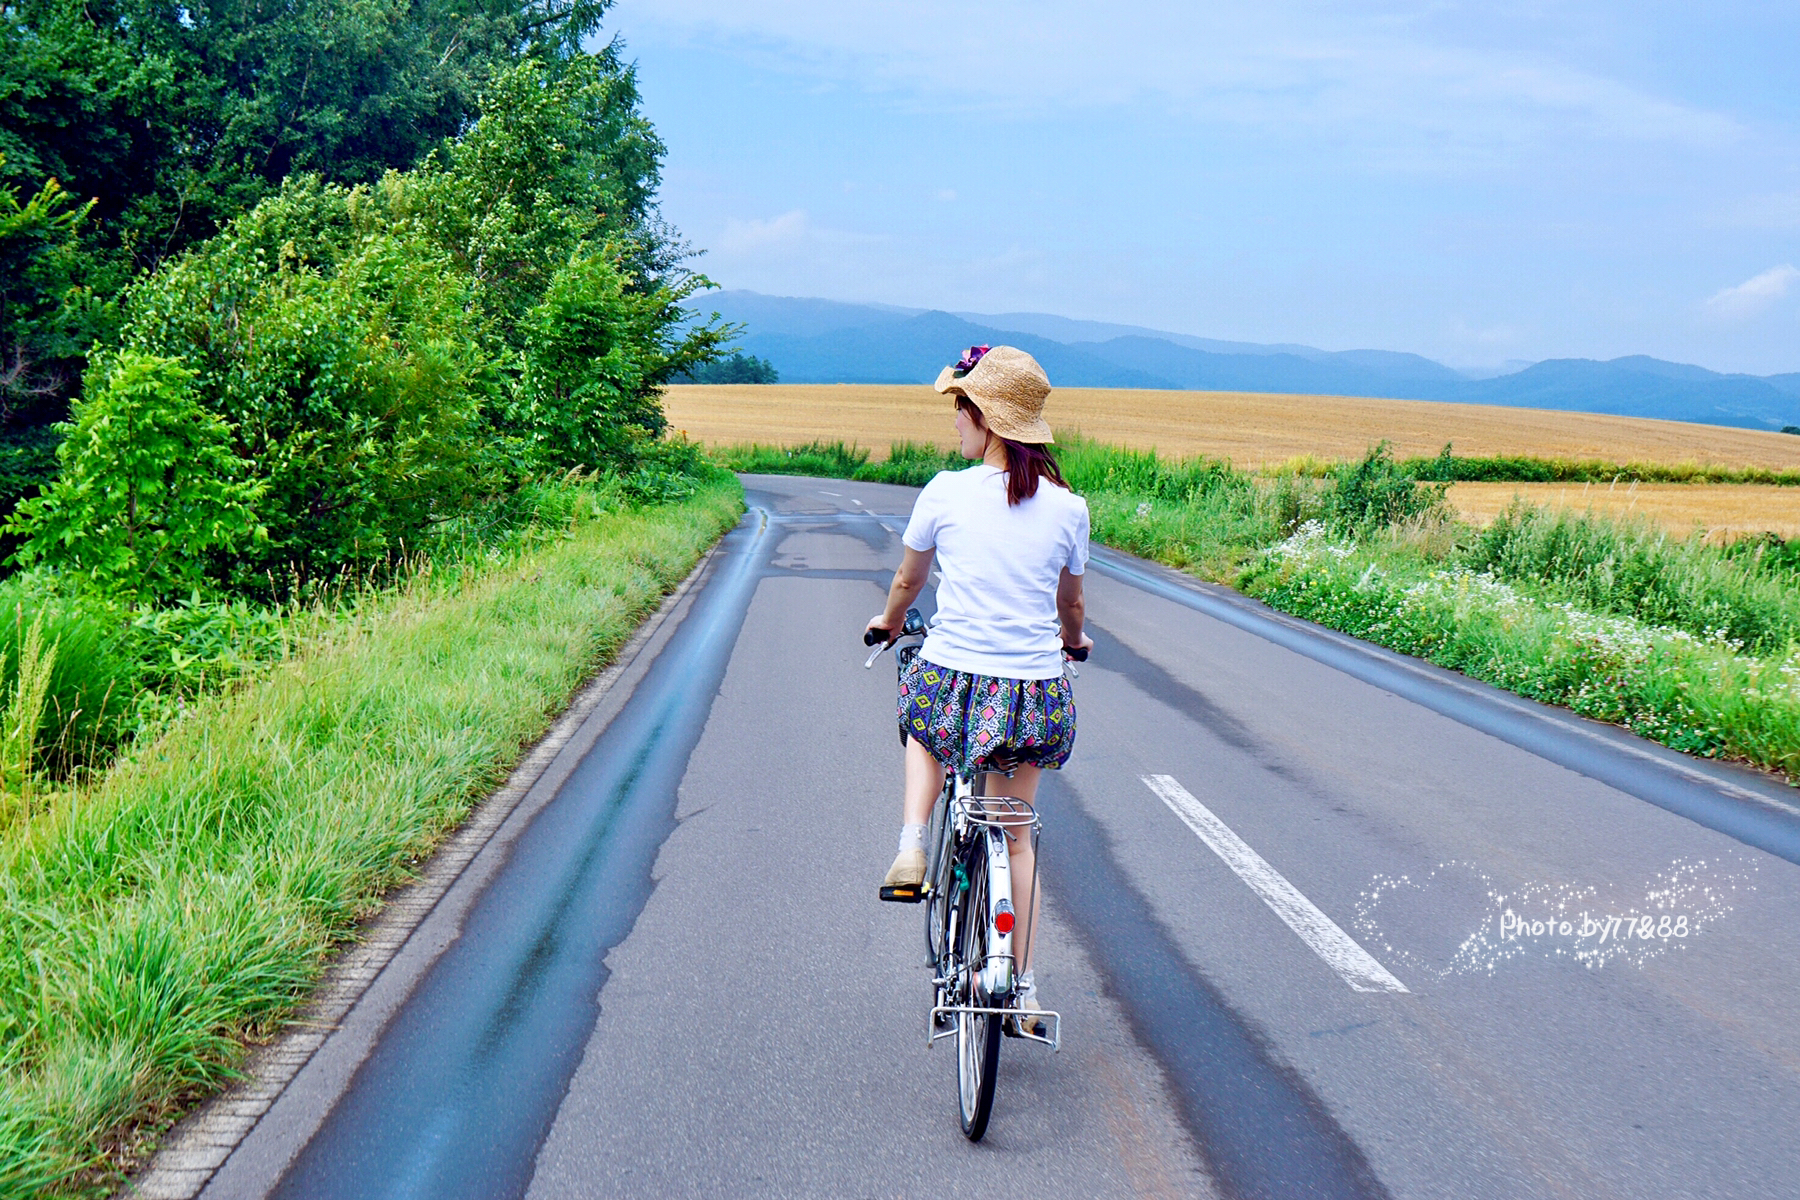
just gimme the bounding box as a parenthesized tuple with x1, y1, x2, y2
(1141, 774, 1409, 994)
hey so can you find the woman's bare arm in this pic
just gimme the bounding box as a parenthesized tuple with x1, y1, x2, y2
(868, 546, 936, 637)
(1057, 568, 1093, 650)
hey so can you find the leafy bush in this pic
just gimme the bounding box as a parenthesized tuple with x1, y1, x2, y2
(97, 57, 724, 585)
(118, 213, 492, 579)
(0, 426, 60, 566)
(1721, 532, 1800, 579)
(511, 250, 687, 469)
(8, 353, 265, 602)
(1324, 442, 1448, 532)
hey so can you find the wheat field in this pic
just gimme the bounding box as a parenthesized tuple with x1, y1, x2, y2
(665, 383, 1800, 471)
(1445, 482, 1800, 539)
(668, 383, 1800, 536)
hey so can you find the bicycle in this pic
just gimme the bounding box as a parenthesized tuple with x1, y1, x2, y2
(864, 608, 1081, 1140)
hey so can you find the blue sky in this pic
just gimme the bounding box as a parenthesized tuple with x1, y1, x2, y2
(602, 1, 1800, 374)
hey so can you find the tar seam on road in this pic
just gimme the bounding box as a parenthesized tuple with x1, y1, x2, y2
(1037, 773, 1393, 1200)
(261, 509, 771, 1200)
(1089, 546, 1800, 868)
(127, 520, 746, 1200)
(1142, 775, 1408, 994)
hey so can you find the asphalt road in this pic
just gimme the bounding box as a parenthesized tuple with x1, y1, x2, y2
(199, 475, 1800, 1199)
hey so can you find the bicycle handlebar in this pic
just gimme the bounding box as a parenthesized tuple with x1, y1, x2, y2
(862, 608, 1090, 661)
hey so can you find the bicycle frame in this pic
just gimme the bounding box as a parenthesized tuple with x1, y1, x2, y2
(924, 772, 1061, 1052)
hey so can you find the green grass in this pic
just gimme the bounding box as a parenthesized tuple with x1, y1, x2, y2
(1465, 502, 1800, 654)
(0, 580, 137, 779)
(0, 478, 744, 1195)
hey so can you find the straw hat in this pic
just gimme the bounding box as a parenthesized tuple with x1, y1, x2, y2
(933, 345, 1054, 444)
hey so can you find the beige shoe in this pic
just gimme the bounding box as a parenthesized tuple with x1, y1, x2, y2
(879, 847, 927, 902)
(1007, 995, 1047, 1039)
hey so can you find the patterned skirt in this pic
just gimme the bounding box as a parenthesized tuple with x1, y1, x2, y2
(896, 655, 1077, 778)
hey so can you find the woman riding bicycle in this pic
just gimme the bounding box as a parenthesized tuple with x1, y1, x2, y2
(866, 344, 1092, 1034)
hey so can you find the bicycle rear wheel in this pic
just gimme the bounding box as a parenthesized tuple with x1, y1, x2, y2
(954, 841, 1001, 1141)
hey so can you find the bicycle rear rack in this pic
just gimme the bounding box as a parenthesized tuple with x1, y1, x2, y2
(928, 1004, 1062, 1052)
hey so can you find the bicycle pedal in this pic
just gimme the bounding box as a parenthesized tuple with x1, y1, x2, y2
(879, 883, 925, 903)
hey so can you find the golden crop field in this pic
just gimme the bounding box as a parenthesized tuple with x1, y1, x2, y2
(664, 383, 1800, 471)
(1446, 482, 1800, 539)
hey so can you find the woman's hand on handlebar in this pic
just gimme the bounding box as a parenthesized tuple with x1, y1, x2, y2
(1062, 632, 1094, 662)
(865, 614, 896, 647)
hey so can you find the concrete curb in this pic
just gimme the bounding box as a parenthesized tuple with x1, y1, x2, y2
(127, 540, 725, 1199)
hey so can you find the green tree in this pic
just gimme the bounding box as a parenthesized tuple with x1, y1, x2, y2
(7, 352, 264, 602)
(0, 0, 616, 272)
(511, 248, 722, 468)
(0, 162, 117, 424)
(673, 351, 778, 384)
(0, 0, 634, 430)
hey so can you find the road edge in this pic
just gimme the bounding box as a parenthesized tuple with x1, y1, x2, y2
(126, 535, 730, 1200)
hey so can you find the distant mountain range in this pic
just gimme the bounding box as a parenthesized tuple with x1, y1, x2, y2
(696, 291, 1800, 431)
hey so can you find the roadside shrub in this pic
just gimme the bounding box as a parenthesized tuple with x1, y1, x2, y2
(1324, 442, 1448, 532)
(0, 427, 61, 567)
(120, 220, 491, 580)
(1244, 522, 1800, 777)
(7, 353, 265, 603)
(1060, 437, 1243, 505)
(510, 250, 685, 470)
(1721, 532, 1800, 579)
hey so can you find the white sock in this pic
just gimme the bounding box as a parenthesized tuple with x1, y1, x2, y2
(1018, 969, 1036, 999)
(897, 824, 926, 854)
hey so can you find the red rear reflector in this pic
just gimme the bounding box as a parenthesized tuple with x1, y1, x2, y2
(995, 912, 1015, 935)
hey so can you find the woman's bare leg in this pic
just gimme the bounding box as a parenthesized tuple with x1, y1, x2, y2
(981, 765, 1043, 975)
(903, 736, 944, 827)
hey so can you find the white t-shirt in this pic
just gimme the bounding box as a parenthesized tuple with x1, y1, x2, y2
(902, 464, 1091, 680)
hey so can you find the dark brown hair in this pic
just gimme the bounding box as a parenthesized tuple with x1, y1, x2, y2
(958, 398, 1069, 506)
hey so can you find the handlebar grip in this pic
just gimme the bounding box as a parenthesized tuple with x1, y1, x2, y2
(1064, 644, 1089, 662)
(864, 627, 889, 647)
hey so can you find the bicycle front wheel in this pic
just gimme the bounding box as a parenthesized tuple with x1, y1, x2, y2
(955, 843, 1001, 1141)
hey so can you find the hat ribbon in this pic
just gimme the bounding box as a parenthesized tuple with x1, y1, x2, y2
(953, 345, 991, 374)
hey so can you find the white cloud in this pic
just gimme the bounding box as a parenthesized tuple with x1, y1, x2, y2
(1704, 265, 1800, 321)
(714, 210, 812, 255)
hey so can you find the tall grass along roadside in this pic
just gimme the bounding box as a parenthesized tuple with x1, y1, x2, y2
(0, 478, 742, 1195)
(713, 437, 1800, 782)
(715, 440, 966, 487)
(1241, 523, 1800, 776)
